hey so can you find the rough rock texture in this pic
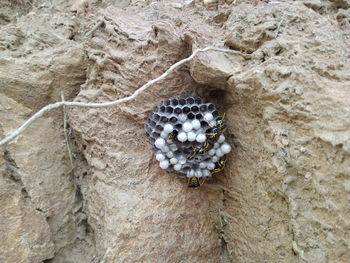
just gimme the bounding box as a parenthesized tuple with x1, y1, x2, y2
(220, 3, 350, 262)
(68, 6, 224, 262)
(0, 0, 33, 26)
(0, 0, 349, 263)
(0, 1, 95, 262)
(0, 146, 55, 263)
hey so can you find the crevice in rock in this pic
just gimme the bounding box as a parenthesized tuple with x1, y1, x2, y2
(3, 148, 21, 182)
(61, 128, 99, 261)
(304, 0, 349, 16)
(43, 258, 54, 263)
(0, 129, 26, 192)
(2, 149, 34, 204)
(0, 0, 34, 26)
(219, 235, 231, 263)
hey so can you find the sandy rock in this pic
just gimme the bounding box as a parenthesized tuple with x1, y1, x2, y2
(0, 93, 96, 262)
(0, 11, 86, 110)
(219, 2, 350, 262)
(0, 2, 94, 262)
(68, 6, 222, 262)
(190, 50, 243, 88)
(0, 157, 55, 263)
(0, 0, 32, 25)
(1, 0, 350, 263)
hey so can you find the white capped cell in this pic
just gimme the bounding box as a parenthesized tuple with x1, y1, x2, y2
(199, 162, 207, 169)
(207, 162, 215, 170)
(216, 148, 224, 157)
(155, 138, 166, 149)
(212, 156, 219, 163)
(187, 169, 195, 178)
(174, 164, 182, 171)
(156, 153, 165, 162)
(208, 149, 216, 156)
(179, 156, 187, 165)
(203, 169, 210, 177)
(196, 134, 207, 143)
(170, 157, 178, 164)
(221, 143, 232, 154)
(191, 119, 201, 130)
(163, 123, 174, 134)
(160, 131, 168, 139)
(218, 134, 226, 143)
(204, 113, 214, 122)
(166, 151, 174, 158)
(182, 122, 193, 132)
(209, 120, 216, 127)
(187, 131, 196, 142)
(213, 142, 220, 149)
(177, 132, 187, 142)
(160, 160, 169, 169)
(161, 146, 170, 153)
(169, 144, 178, 151)
(178, 113, 187, 122)
(195, 170, 203, 178)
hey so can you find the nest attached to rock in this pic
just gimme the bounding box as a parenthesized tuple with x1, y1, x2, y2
(145, 95, 231, 183)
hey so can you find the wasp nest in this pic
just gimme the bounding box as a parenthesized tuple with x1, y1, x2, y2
(145, 95, 231, 179)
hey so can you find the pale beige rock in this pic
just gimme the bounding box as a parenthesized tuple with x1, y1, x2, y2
(68, 7, 222, 263)
(1, 1, 350, 263)
(0, 176, 55, 263)
(68, 2, 350, 262)
(0, 11, 86, 111)
(0, 94, 96, 263)
(0, 142, 55, 263)
(220, 2, 350, 262)
(190, 50, 243, 89)
(0, 2, 95, 262)
(0, 0, 32, 25)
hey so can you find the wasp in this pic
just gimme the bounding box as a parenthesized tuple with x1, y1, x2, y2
(188, 140, 211, 160)
(211, 158, 227, 175)
(187, 177, 205, 187)
(206, 113, 226, 140)
(168, 130, 178, 141)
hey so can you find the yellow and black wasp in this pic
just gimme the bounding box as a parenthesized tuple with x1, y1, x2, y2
(187, 158, 226, 187)
(187, 177, 205, 187)
(205, 113, 226, 140)
(188, 140, 212, 160)
(211, 158, 227, 175)
(168, 130, 178, 141)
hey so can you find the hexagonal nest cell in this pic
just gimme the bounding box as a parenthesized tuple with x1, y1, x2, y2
(145, 95, 231, 185)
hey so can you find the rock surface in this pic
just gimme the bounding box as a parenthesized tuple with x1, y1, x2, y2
(0, 0, 349, 263)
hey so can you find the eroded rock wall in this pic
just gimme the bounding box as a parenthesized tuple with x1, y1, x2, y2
(0, 1, 95, 262)
(0, 1, 349, 263)
(192, 2, 350, 262)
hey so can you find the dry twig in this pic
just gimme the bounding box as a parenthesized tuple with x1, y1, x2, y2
(61, 92, 74, 168)
(275, 18, 285, 38)
(0, 47, 244, 146)
(85, 18, 105, 37)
